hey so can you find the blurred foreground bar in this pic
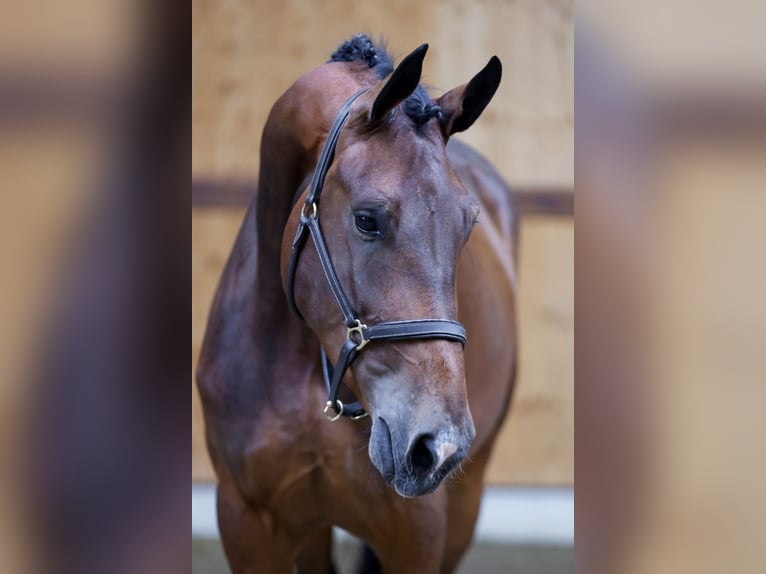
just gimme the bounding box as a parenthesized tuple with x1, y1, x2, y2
(0, 1, 188, 573)
(576, 1, 766, 573)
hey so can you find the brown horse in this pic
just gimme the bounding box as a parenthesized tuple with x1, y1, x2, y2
(197, 35, 517, 573)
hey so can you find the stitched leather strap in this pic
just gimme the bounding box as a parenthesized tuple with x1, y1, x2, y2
(285, 88, 369, 321)
(319, 319, 467, 419)
(321, 342, 366, 419)
(307, 217, 357, 327)
(365, 319, 466, 346)
(306, 89, 369, 207)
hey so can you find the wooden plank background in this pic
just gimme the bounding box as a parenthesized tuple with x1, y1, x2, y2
(193, 0, 573, 188)
(192, 0, 573, 485)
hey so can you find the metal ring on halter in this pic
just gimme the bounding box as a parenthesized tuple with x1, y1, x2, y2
(323, 399, 343, 422)
(347, 319, 369, 351)
(302, 202, 317, 220)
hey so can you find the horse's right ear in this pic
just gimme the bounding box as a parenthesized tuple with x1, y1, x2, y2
(369, 44, 428, 123)
(437, 56, 502, 138)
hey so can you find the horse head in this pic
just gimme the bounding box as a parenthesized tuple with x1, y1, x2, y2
(282, 43, 502, 497)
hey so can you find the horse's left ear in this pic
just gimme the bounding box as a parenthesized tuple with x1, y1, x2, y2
(437, 56, 502, 137)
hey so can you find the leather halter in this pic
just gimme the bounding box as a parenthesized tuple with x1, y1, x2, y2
(285, 89, 467, 421)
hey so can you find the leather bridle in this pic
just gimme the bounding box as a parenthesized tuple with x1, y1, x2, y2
(285, 89, 467, 421)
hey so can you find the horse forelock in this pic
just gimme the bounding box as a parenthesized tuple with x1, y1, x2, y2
(328, 34, 394, 78)
(329, 34, 442, 128)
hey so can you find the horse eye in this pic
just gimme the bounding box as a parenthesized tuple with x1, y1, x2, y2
(355, 214, 379, 235)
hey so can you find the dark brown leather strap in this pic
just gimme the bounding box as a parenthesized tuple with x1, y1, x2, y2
(364, 320, 466, 345)
(286, 88, 369, 322)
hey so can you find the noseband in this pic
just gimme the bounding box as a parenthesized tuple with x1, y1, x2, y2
(285, 89, 467, 421)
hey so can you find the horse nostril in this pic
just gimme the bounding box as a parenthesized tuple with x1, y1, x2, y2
(408, 433, 437, 475)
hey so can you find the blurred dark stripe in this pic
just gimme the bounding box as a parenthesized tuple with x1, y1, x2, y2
(192, 180, 257, 207)
(0, 70, 123, 124)
(192, 179, 575, 216)
(512, 188, 574, 217)
(657, 91, 766, 137)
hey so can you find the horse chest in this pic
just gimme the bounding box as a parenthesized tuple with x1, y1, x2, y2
(244, 415, 374, 510)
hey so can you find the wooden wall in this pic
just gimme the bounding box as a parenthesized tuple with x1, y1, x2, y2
(192, 0, 573, 485)
(193, 0, 573, 187)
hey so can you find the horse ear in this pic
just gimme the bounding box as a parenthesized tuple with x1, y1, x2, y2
(369, 44, 428, 123)
(437, 56, 502, 137)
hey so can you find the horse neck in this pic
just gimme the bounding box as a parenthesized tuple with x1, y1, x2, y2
(198, 66, 372, 410)
(250, 65, 370, 338)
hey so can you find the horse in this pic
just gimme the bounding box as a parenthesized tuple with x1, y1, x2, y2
(197, 34, 518, 573)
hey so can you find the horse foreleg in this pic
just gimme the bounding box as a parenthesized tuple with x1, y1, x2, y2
(366, 497, 447, 574)
(296, 526, 336, 574)
(216, 478, 295, 574)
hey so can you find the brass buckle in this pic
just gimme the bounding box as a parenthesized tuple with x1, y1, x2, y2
(323, 400, 343, 422)
(346, 319, 369, 351)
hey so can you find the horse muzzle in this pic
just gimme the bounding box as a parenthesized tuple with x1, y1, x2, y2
(369, 415, 475, 497)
